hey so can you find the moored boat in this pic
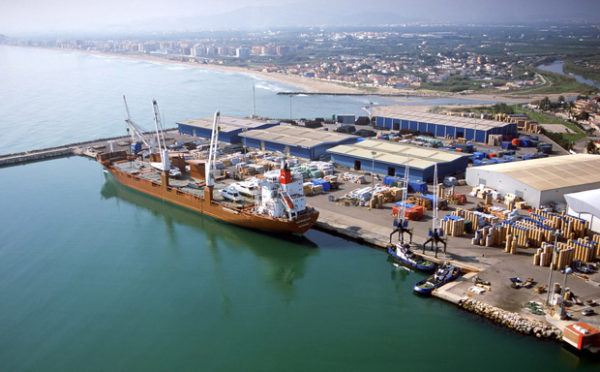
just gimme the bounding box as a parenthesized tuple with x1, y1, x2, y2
(413, 263, 461, 295)
(97, 103, 319, 235)
(388, 243, 436, 273)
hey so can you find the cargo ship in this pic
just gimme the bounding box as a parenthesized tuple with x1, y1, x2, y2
(96, 104, 319, 234)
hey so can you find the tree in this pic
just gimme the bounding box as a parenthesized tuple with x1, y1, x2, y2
(586, 140, 598, 154)
(539, 96, 551, 111)
(576, 111, 590, 121)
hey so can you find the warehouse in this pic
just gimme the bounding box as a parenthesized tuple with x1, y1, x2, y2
(177, 116, 279, 143)
(239, 125, 357, 160)
(327, 139, 470, 181)
(466, 154, 600, 208)
(565, 189, 600, 234)
(372, 108, 517, 143)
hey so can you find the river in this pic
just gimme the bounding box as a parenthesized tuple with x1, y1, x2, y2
(538, 60, 600, 89)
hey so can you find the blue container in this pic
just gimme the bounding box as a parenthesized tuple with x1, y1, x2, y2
(529, 135, 539, 141)
(310, 179, 331, 192)
(473, 151, 485, 160)
(356, 137, 366, 142)
(473, 159, 483, 166)
(131, 142, 142, 154)
(520, 139, 532, 147)
(408, 180, 427, 193)
(501, 141, 514, 150)
(395, 201, 416, 209)
(380, 135, 389, 140)
(383, 176, 401, 186)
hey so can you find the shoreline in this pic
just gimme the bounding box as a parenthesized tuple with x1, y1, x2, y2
(21, 46, 582, 104)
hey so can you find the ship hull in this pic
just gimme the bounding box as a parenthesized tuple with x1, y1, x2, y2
(103, 163, 319, 234)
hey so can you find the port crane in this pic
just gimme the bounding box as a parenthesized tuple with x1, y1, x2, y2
(206, 110, 221, 188)
(389, 166, 413, 244)
(422, 163, 447, 258)
(123, 95, 156, 155)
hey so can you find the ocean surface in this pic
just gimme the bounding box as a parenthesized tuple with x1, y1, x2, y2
(0, 45, 597, 371)
(0, 45, 493, 154)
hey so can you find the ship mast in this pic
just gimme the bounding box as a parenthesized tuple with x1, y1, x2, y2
(206, 110, 221, 188)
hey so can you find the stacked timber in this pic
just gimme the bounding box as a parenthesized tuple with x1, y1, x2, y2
(453, 208, 498, 229)
(533, 239, 598, 269)
(533, 209, 589, 239)
(441, 215, 465, 237)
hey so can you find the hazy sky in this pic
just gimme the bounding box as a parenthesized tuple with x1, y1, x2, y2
(1, 0, 600, 34)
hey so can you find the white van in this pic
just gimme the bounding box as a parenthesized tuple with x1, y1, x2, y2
(220, 187, 243, 203)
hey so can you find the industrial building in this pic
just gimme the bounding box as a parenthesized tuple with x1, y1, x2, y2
(373, 108, 517, 143)
(565, 189, 600, 234)
(327, 139, 471, 181)
(177, 116, 279, 144)
(239, 125, 357, 160)
(466, 154, 600, 208)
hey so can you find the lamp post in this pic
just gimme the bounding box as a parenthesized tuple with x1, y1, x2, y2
(559, 266, 573, 317)
(545, 229, 562, 306)
(371, 151, 376, 186)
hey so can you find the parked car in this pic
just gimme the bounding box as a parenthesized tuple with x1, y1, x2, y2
(220, 187, 243, 203)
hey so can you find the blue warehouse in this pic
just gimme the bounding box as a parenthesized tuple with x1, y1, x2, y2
(327, 140, 470, 182)
(373, 109, 517, 143)
(240, 125, 357, 160)
(177, 116, 279, 144)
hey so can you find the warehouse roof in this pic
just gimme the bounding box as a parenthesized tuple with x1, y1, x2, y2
(239, 125, 355, 148)
(177, 116, 277, 133)
(327, 139, 468, 170)
(373, 107, 512, 131)
(472, 154, 600, 191)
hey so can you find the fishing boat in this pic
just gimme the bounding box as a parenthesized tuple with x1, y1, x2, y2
(96, 99, 319, 234)
(413, 263, 461, 295)
(388, 243, 436, 273)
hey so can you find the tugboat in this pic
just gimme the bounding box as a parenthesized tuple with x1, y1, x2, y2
(388, 242, 436, 273)
(413, 262, 461, 295)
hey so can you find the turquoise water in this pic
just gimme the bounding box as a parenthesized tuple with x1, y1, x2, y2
(0, 157, 597, 371)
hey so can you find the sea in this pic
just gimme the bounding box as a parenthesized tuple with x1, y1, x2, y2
(0, 45, 597, 371)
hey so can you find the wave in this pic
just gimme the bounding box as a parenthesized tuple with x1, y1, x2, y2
(254, 81, 287, 93)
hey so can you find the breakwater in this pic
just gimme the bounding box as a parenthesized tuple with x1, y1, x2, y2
(458, 298, 562, 340)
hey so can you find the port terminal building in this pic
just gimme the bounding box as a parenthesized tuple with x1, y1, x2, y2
(326, 139, 470, 181)
(466, 154, 600, 208)
(239, 125, 357, 160)
(372, 108, 517, 143)
(177, 116, 279, 144)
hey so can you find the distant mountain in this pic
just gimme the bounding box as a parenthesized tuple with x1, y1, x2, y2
(124, 0, 600, 32)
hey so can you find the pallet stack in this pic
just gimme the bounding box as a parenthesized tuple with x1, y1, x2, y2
(452, 208, 498, 229)
(441, 215, 465, 237)
(533, 209, 589, 239)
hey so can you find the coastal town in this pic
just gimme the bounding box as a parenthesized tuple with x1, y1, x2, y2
(4, 24, 599, 95)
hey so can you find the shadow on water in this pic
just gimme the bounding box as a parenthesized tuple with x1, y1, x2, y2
(100, 174, 317, 302)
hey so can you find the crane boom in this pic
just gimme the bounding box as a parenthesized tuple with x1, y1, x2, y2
(123, 95, 153, 150)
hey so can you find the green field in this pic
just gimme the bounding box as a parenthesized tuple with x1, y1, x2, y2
(513, 69, 597, 95)
(513, 107, 587, 149)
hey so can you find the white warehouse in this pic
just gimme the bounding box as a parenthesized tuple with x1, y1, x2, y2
(466, 154, 600, 208)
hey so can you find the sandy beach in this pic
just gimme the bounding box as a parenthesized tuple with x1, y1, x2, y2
(45, 47, 583, 104)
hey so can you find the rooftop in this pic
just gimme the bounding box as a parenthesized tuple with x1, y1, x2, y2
(327, 139, 468, 170)
(373, 107, 512, 130)
(472, 154, 600, 191)
(239, 124, 355, 148)
(177, 116, 277, 133)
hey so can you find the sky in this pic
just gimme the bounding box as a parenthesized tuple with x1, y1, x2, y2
(1, 0, 600, 35)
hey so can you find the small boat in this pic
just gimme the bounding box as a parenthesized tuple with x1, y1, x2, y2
(413, 263, 461, 295)
(388, 243, 435, 273)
